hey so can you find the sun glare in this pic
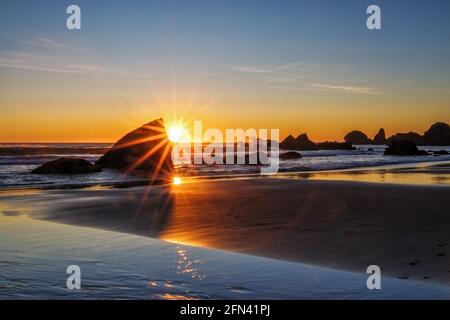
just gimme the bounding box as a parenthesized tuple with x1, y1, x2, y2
(168, 126, 184, 143)
(167, 120, 190, 143)
(173, 176, 182, 185)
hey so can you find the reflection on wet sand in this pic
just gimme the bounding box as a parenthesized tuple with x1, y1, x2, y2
(1, 164, 450, 284)
(276, 161, 450, 186)
(285, 171, 449, 186)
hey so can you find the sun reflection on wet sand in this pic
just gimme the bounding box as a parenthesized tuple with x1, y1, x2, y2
(172, 176, 182, 185)
(154, 293, 198, 300)
(175, 246, 206, 280)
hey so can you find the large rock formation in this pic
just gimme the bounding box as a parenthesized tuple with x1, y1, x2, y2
(384, 140, 429, 156)
(95, 118, 173, 174)
(386, 122, 450, 146)
(32, 158, 102, 174)
(279, 135, 297, 150)
(280, 133, 318, 151)
(373, 128, 387, 145)
(344, 130, 372, 145)
(422, 122, 450, 146)
(388, 132, 423, 145)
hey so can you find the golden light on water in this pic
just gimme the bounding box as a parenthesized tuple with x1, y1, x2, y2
(173, 176, 182, 185)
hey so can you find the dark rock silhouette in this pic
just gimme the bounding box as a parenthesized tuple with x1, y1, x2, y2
(295, 134, 318, 150)
(280, 133, 318, 150)
(344, 130, 372, 145)
(279, 151, 302, 160)
(384, 140, 429, 156)
(422, 122, 450, 146)
(386, 122, 450, 146)
(95, 118, 173, 174)
(432, 150, 449, 156)
(32, 158, 102, 174)
(317, 141, 355, 150)
(388, 132, 423, 145)
(373, 128, 387, 145)
(279, 135, 296, 150)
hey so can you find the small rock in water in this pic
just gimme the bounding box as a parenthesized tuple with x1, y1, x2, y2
(384, 140, 429, 156)
(279, 151, 302, 160)
(432, 150, 449, 155)
(31, 158, 102, 174)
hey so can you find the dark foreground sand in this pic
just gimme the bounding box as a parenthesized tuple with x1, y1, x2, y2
(1, 168, 450, 284)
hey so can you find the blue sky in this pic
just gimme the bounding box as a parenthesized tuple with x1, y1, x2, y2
(1, 0, 449, 142)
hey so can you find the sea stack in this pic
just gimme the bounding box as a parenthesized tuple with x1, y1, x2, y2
(344, 130, 372, 145)
(422, 122, 450, 146)
(280, 133, 318, 151)
(373, 128, 387, 145)
(95, 118, 173, 175)
(384, 140, 429, 156)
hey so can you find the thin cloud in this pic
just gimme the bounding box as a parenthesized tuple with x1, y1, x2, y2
(263, 75, 296, 83)
(21, 38, 68, 50)
(310, 83, 381, 95)
(270, 83, 381, 95)
(0, 52, 151, 79)
(226, 64, 272, 73)
(0, 52, 106, 74)
(227, 61, 381, 95)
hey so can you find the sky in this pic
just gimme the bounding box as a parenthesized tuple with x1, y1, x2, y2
(0, 0, 449, 142)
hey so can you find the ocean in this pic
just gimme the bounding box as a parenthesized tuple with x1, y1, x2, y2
(1, 143, 450, 189)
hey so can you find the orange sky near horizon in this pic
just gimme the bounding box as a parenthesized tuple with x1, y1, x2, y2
(1, 78, 449, 143)
(1, 70, 449, 143)
(1, 98, 448, 143)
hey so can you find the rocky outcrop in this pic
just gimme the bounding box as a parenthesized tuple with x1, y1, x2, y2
(373, 128, 387, 145)
(388, 132, 423, 145)
(384, 140, 429, 156)
(32, 158, 102, 174)
(386, 122, 450, 146)
(280, 133, 318, 151)
(422, 122, 450, 146)
(95, 118, 173, 174)
(317, 141, 355, 150)
(279, 135, 296, 150)
(279, 151, 302, 160)
(432, 150, 449, 156)
(344, 130, 372, 145)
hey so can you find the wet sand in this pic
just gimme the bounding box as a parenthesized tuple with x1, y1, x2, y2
(1, 164, 450, 285)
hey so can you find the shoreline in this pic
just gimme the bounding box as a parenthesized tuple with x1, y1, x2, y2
(3, 214, 450, 299)
(1, 159, 449, 192)
(1, 163, 450, 285)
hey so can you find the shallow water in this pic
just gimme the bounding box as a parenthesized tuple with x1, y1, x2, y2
(1, 215, 450, 300)
(1, 143, 450, 189)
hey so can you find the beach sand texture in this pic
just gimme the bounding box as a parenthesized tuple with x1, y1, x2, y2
(1, 165, 450, 284)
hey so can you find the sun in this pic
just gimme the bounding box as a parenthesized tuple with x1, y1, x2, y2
(167, 121, 190, 143)
(168, 126, 184, 143)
